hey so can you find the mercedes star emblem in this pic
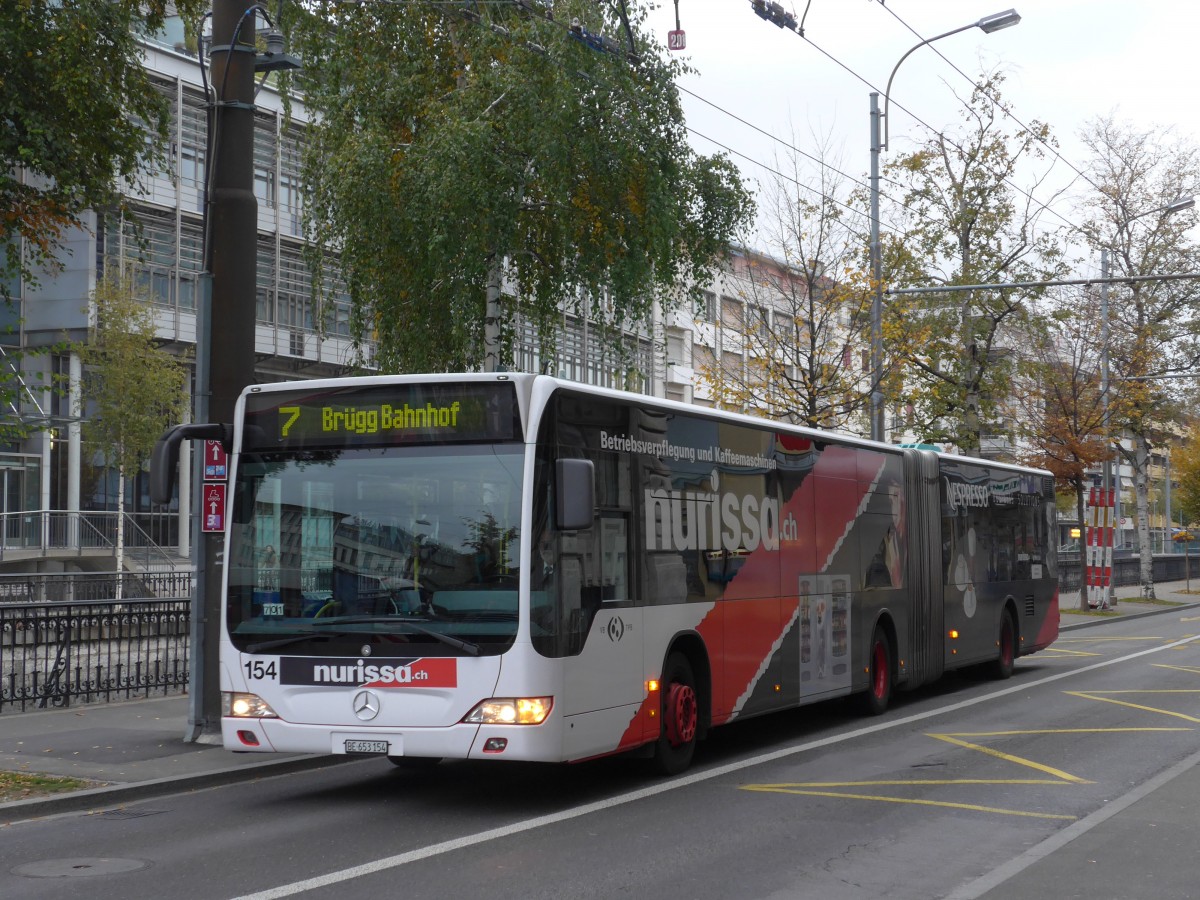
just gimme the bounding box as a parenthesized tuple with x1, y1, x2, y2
(352, 689, 380, 721)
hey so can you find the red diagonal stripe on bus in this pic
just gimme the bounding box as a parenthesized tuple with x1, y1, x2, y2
(708, 446, 879, 722)
(616, 446, 882, 748)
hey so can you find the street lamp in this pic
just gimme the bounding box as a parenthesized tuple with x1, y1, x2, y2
(869, 9, 1021, 442)
(1097, 194, 1194, 607)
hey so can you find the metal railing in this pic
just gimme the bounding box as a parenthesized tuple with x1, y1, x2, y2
(1056, 553, 1195, 594)
(0, 509, 183, 570)
(0, 571, 195, 605)
(0, 598, 191, 712)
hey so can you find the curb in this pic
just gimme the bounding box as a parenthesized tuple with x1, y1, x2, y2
(0, 752, 353, 824)
(1059, 599, 1200, 631)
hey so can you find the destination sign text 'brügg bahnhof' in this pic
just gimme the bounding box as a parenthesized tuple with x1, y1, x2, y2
(242, 382, 521, 451)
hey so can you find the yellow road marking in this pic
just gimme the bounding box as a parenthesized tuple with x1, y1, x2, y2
(1154, 664, 1200, 675)
(1064, 690, 1200, 723)
(1075, 689, 1200, 693)
(927, 734, 1092, 783)
(936, 728, 1188, 736)
(1180, 616, 1200, 622)
(1057, 636, 1162, 643)
(739, 785, 1076, 820)
(741, 721, 1191, 820)
(752, 778, 1065, 788)
(1041, 647, 1100, 657)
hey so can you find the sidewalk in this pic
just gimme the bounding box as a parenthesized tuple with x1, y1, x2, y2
(1058, 577, 1200, 629)
(3, 581, 1199, 841)
(0, 696, 344, 821)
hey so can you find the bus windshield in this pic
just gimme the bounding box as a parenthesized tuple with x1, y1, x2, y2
(227, 443, 525, 657)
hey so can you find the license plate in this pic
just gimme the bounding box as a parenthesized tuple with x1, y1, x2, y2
(344, 740, 389, 754)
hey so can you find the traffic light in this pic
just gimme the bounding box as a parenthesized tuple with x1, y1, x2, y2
(751, 0, 798, 31)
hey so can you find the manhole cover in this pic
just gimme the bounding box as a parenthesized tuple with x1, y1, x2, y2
(12, 857, 150, 878)
(94, 808, 166, 820)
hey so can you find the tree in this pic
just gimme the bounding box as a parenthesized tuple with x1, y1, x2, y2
(695, 138, 874, 430)
(1, 0, 203, 438)
(1078, 117, 1200, 599)
(875, 72, 1069, 453)
(1173, 425, 1200, 530)
(1012, 291, 1110, 609)
(77, 274, 190, 592)
(288, 0, 753, 374)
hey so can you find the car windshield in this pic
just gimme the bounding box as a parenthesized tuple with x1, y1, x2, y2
(227, 443, 525, 656)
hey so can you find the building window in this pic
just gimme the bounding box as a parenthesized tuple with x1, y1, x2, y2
(179, 97, 207, 189)
(721, 296, 743, 332)
(693, 343, 716, 378)
(751, 306, 769, 342)
(256, 238, 276, 324)
(253, 111, 278, 209)
(665, 329, 687, 367)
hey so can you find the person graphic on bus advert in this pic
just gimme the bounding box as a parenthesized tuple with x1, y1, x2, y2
(867, 476, 906, 588)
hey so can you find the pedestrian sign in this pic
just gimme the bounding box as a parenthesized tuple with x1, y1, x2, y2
(202, 483, 227, 533)
(204, 439, 228, 480)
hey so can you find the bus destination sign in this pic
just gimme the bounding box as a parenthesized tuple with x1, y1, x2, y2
(243, 382, 521, 450)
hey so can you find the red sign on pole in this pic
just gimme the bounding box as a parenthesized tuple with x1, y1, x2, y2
(204, 440, 228, 481)
(668, 29, 686, 50)
(202, 483, 227, 533)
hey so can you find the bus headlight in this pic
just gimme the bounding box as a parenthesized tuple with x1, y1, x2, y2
(463, 697, 553, 725)
(223, 691, 279, 718)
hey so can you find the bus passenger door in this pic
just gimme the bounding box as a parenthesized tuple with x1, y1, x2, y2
(561, 514, 644, 759)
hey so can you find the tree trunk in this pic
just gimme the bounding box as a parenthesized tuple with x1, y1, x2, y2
(483, 256, 503, 374)
(116, 466, 126, 602)
(1134, 432, 1155, 600)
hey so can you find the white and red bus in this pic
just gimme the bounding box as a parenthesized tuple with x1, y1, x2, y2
(153, 374, 1059, 774)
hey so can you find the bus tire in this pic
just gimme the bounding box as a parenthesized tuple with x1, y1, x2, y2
(991, 610, 1016, 680)
(652, 652, 698, 775)
(860, 625, 892, 716)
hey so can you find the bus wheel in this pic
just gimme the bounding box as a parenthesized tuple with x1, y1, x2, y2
(653, 652, 698, 775)
(992, 611, 1016, 680)
(388, 756, 441, 770)
(861, 625, 892, 716)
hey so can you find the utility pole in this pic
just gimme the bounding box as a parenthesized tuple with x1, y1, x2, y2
(187, 0, 258, 740)
(868, 92, 884, 442)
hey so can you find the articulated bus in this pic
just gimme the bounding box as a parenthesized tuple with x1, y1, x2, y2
(152, 374, 1059, 774)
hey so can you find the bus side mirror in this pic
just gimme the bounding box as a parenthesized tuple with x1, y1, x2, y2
(151, 426, 187, 506)
(556, 458, 595, 531)
(150, 423, 234, 506)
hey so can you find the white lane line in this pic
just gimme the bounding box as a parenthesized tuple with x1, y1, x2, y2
(236, 633, 1200, 899)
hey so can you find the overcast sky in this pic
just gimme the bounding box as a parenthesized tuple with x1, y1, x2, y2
(642, 0, 1200, 266)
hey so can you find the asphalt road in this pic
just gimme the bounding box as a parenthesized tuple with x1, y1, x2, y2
(3, 612, 1198, 900)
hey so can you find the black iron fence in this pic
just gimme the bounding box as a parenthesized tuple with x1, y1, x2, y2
(0, 571, 194, 605)
(1057, 553, 1195, 594)
(0, 599, 190, 712)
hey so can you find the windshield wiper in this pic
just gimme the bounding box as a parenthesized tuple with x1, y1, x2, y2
(244, 632, 334, 653)
(311, 615, 481, 657)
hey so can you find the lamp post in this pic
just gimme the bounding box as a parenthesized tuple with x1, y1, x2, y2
(1097, 194, 1194, 608)
(869, 9, 1021, 442)
(186, 2, 301, 741)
